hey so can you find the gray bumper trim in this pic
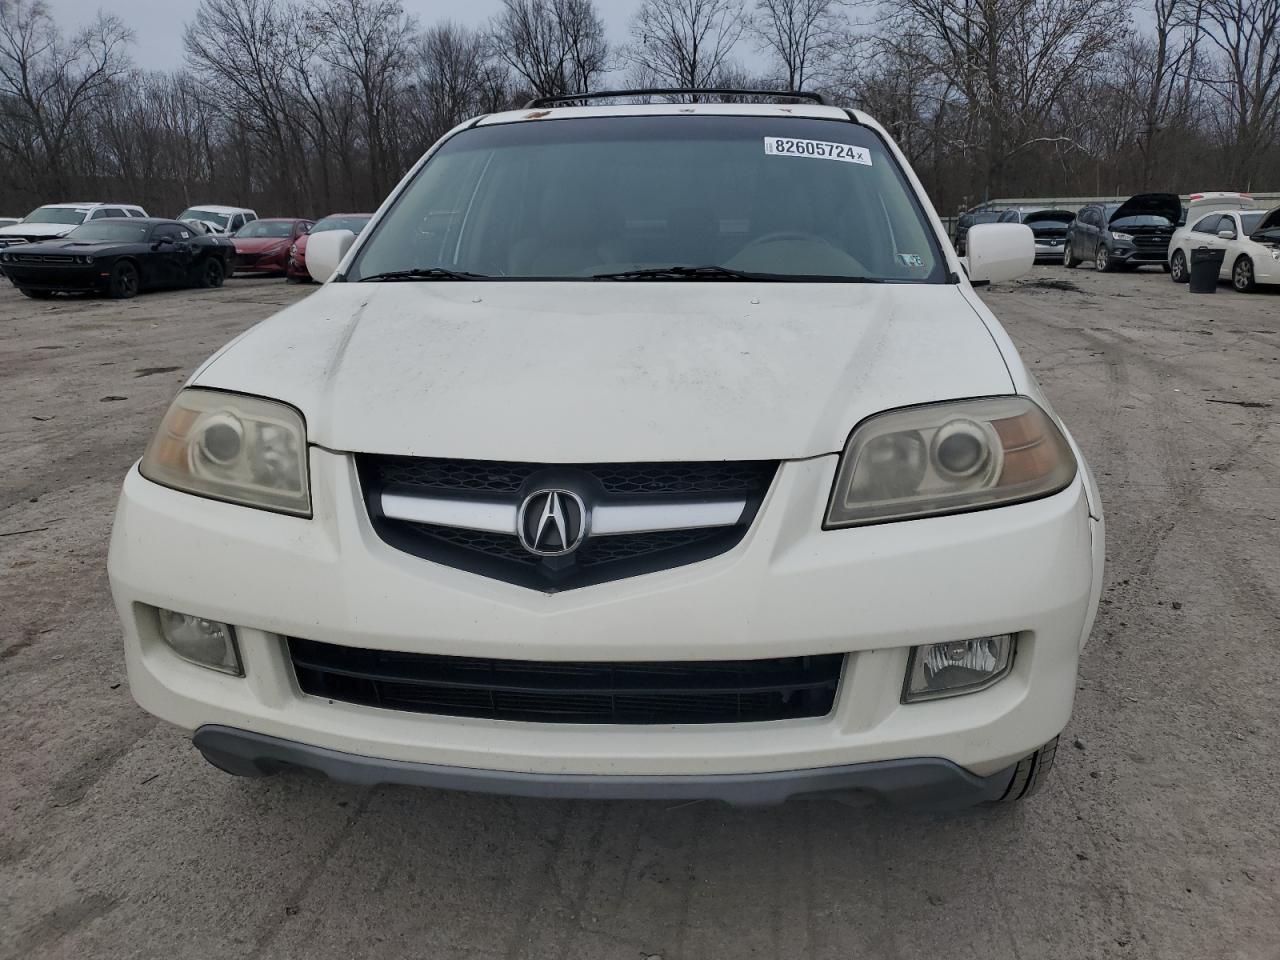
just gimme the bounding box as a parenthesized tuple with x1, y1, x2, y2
(193, 725, 1016, 808)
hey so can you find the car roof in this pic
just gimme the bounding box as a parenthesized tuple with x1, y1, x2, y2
(476, 102, 857, 127)
(182, 204, 255, 213)
(86, 217, 181, 227)
(250, 217, 306, 222)
(44, 202, 140, 208)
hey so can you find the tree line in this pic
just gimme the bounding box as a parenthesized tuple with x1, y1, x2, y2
(0, 0, 1276, 220)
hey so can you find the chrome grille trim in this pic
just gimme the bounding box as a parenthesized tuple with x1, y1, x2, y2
(380, 491, 746, 537)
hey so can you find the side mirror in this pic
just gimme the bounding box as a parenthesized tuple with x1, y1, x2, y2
(964, 223, 1034, 285)
(306, 229, 355, 282)
(1217, 229, 1236, 240)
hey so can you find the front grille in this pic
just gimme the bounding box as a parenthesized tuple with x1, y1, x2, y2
(359, 456, 778, 591)
(374, 457, 776, 497)
(289, 637, 843, 724)
(14, 253, 73, 263)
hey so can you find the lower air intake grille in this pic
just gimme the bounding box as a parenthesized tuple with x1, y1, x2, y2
(289, 638, 843, 724)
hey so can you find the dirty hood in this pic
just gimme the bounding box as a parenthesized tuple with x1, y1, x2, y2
(193, 282, 1014, 461)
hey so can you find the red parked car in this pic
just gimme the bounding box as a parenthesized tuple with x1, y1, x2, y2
(285, 213, 373, 282)
(231, 218, 313, 276)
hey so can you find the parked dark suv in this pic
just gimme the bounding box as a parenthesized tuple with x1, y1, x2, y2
(953, 208, 1002, 256)
(1063, 194, 1179, 271)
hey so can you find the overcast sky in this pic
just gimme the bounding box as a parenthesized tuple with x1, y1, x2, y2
(43, 0, 644, 72)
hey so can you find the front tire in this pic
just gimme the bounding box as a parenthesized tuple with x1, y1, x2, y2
(1170, 249, 1189, 283)
(1063, 241, 1078, 269)
(19, 287, 52, 299)
(108, 260, 139, 299)
(992, 736, 1059, 803)
(1232, 256, 1257, 292)
(197, 257, 225, 289)
(1095, 245, 1114, 272)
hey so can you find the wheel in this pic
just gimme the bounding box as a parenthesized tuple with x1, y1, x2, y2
(1094, 245, 1114, 272)
(1232, 256, 1257, 292)
(197, 257, 225, 289)
(1062, 241, 1078, 269)
(19, 287, 52, 299)
(992, 737, 1058, 803)
(108, 260, 139, 299)
(1170, 248, 1189, 283)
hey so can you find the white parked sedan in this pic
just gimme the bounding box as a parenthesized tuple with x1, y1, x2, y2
(1168, 193, 1280, 291)
(108, 93, 1104, 809)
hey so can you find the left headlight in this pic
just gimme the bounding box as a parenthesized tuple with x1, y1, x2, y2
(825, 396, 1076, 527)
(1111, 232, 1133, 242)
(140, 388, 311, 516)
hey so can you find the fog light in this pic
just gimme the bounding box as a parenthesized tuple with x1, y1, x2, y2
(902, 634, 1014, 702)
(157, 608, 242, 675)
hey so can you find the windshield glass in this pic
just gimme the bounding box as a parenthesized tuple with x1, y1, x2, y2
(1240, 212, 1264, 234)
(348, 116, 945, 282)
(313, 215, 371, 234)
(235, 220, 292, 238)
(1112, 214, 1172, 228)
(66, 222, 151, 242)
(179, 208, 230, 228)
(24, 206, 88, 225)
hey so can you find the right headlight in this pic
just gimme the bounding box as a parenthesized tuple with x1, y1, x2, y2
(140, 388, 311, 516)
(824, 396, 1076, 527)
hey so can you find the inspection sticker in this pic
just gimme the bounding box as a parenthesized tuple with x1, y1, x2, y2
(764, 137, 872, 165)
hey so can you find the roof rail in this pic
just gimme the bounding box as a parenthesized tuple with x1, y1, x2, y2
(524, 88, 826, 108)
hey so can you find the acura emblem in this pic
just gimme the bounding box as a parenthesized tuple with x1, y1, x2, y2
(517, 489, 587, 556)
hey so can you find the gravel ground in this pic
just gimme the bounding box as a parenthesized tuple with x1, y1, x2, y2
(2, 268, 1278, 959)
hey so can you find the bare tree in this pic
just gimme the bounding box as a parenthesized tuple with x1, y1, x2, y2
(1194, 0, 1280, 187)
(489, 0, 608, 97)
(627, 0, 747, 91)
(752, 0, 841, 90)
(0, 0, 132, 198)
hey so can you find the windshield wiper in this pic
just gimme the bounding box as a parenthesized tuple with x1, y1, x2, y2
(358, 267, 489, 282)
(591, 265, 884, 282)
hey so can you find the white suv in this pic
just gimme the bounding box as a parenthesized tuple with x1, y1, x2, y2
(108, 94, 1104, 808)
(176, 205, 258, 236)
(0, 202, 148, 246)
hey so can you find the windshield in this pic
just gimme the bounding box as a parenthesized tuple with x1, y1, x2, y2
(235, 220, 292, 238)
(1025, 210, 1074, 226)
(65, 222, 151, 242)
(179, 208, 230, 228)
(1240, 212, 1264, 234)
(313, 215, 371, 234)
(24, 206, 88, 225)
(1112, 214, 1172, 228)
(348, 116, 945, 282)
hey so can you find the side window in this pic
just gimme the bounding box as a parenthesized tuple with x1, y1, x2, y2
(229, 215, 244, 231)
(152, 225, 182, 241)
(1216, 215, 1236, 238)
(90, 209, 108, 219)
(100, 207, 126, 218)
(999, 210, 1016, 223)
(244, 213, 257, 223)
(1192, 214, 1220, 234)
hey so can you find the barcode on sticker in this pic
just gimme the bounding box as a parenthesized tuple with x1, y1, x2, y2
(764, 138, 872, 165)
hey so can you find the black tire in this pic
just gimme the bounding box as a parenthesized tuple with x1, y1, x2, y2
(197, 257, 225, 289)
(992, 737, 1058, 803)
(1170, 248, 1189, 283)
(1062, 241, 1078, 269)
(19, 287, 52, 299)
(1095, 245, 1114, 272)
(1232, 255, 1257, 292)
(108, 260, 140, 299)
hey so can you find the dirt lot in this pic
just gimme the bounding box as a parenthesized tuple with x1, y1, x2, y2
(2, 268, 1278, 959)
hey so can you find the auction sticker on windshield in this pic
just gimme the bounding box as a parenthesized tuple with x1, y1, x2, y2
(764, 138, 872, 165)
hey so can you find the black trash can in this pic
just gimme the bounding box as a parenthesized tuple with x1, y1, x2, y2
(1189, 247, 1225, 293)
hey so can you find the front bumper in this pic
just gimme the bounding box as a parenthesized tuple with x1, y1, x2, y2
(1111, 242, 1170, 264)
(108, 449, 1102, 801)
(1, 264, 109, 292)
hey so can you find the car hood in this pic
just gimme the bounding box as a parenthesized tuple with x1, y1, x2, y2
(9, 239, 130, 254)
(193, 282, 1014, 462)
(233, 236, 289, 252)
(0, 222, 75, 238)
(1109, 193, 1181, 225)
(1252, 206, 1280, 236)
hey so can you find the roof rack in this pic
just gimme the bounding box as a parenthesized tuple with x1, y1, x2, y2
(524, 88, 826, 108)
